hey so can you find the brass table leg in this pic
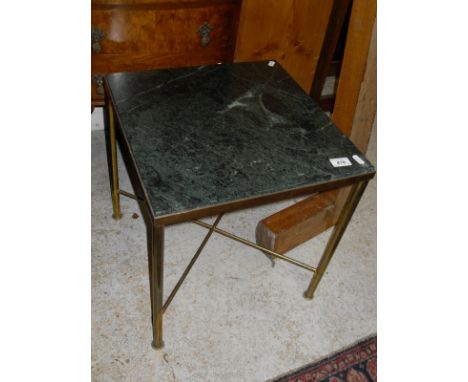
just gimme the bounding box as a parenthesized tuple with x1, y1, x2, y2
(304, 181, 369, 299)
(107, 101, 122, 220)
(151, 224, 165, 349)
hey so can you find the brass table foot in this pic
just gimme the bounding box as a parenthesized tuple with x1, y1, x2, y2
(151, 340, 164, 350)
(112, 212, 122, 220)
(303, 291, 314, 300)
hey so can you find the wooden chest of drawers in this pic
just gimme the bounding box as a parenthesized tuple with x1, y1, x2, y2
(91, 0, 241, 107)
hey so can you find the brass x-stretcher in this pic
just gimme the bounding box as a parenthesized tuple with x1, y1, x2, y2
(162, 213, 317, 314)
(114, 171, 368, 351)
(118, 179, 367, 318)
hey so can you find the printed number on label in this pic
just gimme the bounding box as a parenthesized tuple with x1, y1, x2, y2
(329, 157, 352, 167)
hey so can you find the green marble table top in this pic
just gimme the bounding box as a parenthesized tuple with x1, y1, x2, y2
(105, 61, 375, 220)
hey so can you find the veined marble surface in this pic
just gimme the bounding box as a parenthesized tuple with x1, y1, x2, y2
(106, 61, 374, 218)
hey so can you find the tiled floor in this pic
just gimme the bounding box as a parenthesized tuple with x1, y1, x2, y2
(91, 126, 376, 381)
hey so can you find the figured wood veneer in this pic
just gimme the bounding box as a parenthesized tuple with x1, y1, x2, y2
(91, 0, 241, 107)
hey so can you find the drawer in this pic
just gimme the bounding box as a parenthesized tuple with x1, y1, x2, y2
(91, 3, 237, 59)
(91, 1, 239, 105)
(92, 44, 235, 74)
(91, 45, 235, 105)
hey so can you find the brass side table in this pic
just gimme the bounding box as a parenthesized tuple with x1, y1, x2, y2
(103, 61, 375, 349)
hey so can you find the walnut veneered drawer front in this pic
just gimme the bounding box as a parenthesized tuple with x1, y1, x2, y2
(91, 0, 241, 106)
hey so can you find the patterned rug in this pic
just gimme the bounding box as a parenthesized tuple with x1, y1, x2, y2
(268, 336, 377, 382)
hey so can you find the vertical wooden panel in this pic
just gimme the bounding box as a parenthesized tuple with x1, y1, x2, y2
(255, 3, 377, 255)
(234, 0, 334, 92)
(332, 0, 376, 136)
(333, 15, 376, 222)
(350, 18, 377, 152)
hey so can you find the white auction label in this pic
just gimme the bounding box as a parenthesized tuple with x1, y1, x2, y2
(329, 157, 352, 167)
(352, 154, 365, 165)
(267, 60, 276, 67)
